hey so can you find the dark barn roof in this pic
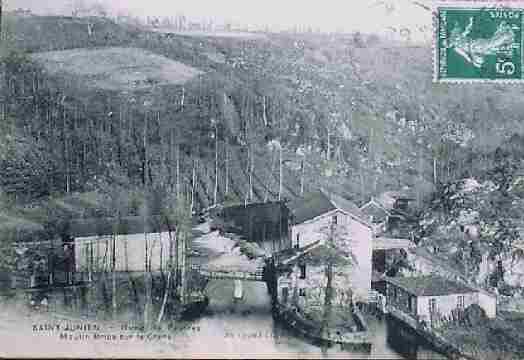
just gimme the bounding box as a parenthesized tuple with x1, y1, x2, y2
(386, 275, 477, 297)
(219, 201, 290, 244)
(287, 191, 336, 224)
(220, 201, 288, 225)
(70, 215, 170, 238)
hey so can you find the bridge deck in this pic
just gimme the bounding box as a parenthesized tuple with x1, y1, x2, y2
(191, 265, 264, 282)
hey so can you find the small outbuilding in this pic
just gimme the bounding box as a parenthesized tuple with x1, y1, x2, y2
(386, 275, 496, 325)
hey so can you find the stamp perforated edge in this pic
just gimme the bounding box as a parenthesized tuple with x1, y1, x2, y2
(432, 0, 524, 83)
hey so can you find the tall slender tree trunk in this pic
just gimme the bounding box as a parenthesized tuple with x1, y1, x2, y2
(278, 143, 283, 201)
(326, 128, 331, 161)
(214, 125, 219, 206)
(144, 225, 152, 329)
(249, 144, 254, 203)
(322, 262, 334, 336)
(176, 144, 180, 198)
(262, 96, 268, 127)
(190, 160, 197, 215)
(63, 104, 71, 193)
(170, 130, 175, 190)
(265, 149, 276, 202)
(88, 241, 93, 282)
(143, 183, 152, 328)
(433, 157, 437, 185)
(143, 112, 149, 186)
(178, 218, 187, 305)
(112, 233, 117, 319)
(0, 0, 3, 42)
(225, 141, 229, 196)
(158, 220, 175, 324)
(300, 157, 305, 195)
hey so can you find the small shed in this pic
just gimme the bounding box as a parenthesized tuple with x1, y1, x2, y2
(386, 275, 496, 323)
(71, 216, 173, 273)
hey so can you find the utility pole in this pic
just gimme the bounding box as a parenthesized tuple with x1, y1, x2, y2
(213, 119, 218, 206)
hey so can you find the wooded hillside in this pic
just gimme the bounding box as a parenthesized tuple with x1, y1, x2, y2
(2, 13, 524, 243)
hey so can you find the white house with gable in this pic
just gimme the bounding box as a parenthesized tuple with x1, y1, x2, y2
(282, 190, 373, 302)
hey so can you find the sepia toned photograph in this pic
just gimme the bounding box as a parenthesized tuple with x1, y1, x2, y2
(1, 0, 524, 359)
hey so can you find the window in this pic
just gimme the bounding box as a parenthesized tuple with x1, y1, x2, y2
(429, 298, 437, 314)
(457, 295, 465, 309)
(332, 215, 338, 225)
(295, 233, 300, 249)
(299, 288, 306, 297)
(299, 264, 306, 279)
(410, 296, 416, 314)
(282, 287, 289, 303)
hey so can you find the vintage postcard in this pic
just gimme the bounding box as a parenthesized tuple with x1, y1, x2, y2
(1, 0, 524, 359)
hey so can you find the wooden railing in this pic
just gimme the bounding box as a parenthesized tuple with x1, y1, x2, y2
(191, 264, 265, 282)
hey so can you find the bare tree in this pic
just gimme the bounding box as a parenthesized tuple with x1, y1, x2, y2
(300, 155, 305, 196)
(315, 219, 357, 337)
(225, 140, 229, 196)
(212, 118, 219, 206)
(143, 209, 152, 329)
(190, 159, 197, 214)
(157, 194, 190, 322)
(278, 140, 283, 201)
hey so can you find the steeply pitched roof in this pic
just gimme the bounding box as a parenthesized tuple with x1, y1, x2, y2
(287, 191, 336, 224)
(329, 193, 368, 222)
(386, 275, 477, 297)
(287, 191, 368, 226)
(360, 199, 391, 223)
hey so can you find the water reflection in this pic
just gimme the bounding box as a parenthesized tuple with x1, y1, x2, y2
(184, 236, 442, 359)
(173, 280, 408, 359)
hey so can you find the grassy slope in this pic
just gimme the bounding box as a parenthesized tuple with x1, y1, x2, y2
(31, 47, 204, 90)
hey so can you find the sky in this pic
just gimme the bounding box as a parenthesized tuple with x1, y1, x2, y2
(7, 0, 432, 40)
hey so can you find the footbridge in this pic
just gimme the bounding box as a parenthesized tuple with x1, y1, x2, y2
(190, 264, 265, 282)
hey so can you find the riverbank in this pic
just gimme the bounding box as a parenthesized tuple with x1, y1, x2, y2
(0, 217, 414, 358)
(272, 302, 371, 349)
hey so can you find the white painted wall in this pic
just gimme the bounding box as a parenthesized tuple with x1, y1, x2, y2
(277, 263, 354, 311)
(289, 210, 372, 302)
(416, 292, 478, 321)
(342, 212, 372, 302)
(478, 290, 497, 318)
(74, 232, 174, 272)
(290, 210, 337, 249)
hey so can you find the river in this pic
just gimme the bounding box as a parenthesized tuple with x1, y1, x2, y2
(172, 277, 447, 359)
(0, 226, 444, 359)
(184, 226, 442, 359)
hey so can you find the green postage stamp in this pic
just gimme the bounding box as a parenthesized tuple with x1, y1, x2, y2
(434, 1, 524, 82)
